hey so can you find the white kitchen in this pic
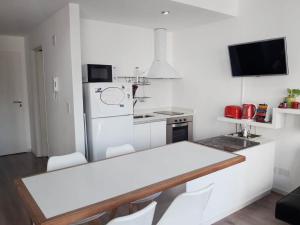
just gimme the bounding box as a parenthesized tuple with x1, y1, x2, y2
(1, 0, 300, 225)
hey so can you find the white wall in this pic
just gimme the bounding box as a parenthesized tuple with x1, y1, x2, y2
(0, 35, 31, 151)
(69, 4, 86, 156)
(26, 3, 85, 156)
(80, 19, 173, 110)
(172, 0, 300, 193)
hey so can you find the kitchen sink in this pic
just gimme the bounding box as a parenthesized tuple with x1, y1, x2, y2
(134, 114, 154, 119)
(196, 136, 260, 152)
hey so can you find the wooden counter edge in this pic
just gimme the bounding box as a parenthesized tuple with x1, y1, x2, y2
(15, 178, 47, 225)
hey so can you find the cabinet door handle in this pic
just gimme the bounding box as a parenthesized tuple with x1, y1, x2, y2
(172, 123, 188, 128)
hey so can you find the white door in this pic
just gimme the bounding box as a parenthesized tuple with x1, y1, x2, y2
(0, 51, 27, 156)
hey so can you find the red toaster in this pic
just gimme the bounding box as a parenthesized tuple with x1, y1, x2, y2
(224, 105, 242, 119)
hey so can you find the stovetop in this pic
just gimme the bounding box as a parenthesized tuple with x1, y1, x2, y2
(154, 111, 184, 116)
(196, 136, 260, 152)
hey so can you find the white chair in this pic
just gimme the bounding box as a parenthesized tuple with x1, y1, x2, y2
(47, 152, 106, 225)
(106, 144, 162, 213)
(106, 144, 136, 158)
(47, 152, 88, 172)
(106, 202, 157, 225)
(156, 184, 214, 225)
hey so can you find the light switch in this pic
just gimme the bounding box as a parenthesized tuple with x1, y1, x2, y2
(53, 77, 59, 92)
(66, 102, 71, 114)
(53, 76, 59, 99)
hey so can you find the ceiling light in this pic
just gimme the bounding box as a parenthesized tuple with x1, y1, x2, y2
(161, 11, 170, 15)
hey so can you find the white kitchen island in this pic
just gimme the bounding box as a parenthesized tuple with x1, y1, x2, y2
(16, 141, 244, 225)
(187, 139, 275, 225)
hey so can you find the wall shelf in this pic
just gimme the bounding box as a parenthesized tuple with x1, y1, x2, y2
(132, 82, 151, 86)
(118, 76, 148, 79)
(218, 108, 285, 129)
(118, 75, 151, 103)
(217, 117, 277, 129)
(118, 76, 151, 85)
(274, 108, 300, 115)
(134, 96, 151, 99)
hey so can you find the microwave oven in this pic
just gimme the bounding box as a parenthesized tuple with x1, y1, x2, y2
(83, 64, 113, 83)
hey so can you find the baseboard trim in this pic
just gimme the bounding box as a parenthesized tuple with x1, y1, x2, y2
(272, 188, 288, 195)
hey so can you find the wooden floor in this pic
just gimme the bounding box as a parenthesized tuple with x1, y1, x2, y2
(214, 193, 288, 225)
(0, 153, 48, 225)
(0, 153, 287, 225)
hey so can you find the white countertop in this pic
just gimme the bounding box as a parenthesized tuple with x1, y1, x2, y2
(133, 107, 194, 124)
(22, 141, 238, 219)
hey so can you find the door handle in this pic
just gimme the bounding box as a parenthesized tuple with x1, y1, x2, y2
(13, 100, 23, 107)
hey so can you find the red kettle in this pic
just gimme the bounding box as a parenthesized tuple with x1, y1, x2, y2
(242, 104, 256, 119)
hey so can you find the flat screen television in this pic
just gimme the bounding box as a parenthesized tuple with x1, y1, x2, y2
(228, 38, 288, 77)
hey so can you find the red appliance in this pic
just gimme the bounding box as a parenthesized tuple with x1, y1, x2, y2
(242, 104, 256, 119)
(224, 105, 242, 119)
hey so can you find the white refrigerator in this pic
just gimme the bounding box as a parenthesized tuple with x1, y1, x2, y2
(83, 83, 133, 161)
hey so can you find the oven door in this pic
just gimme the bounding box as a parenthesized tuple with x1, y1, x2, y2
(167, 122, 193, 144)
(85, 64, 112, 83)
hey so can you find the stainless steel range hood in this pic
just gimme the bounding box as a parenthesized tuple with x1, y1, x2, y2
(147, 28, 181, 79)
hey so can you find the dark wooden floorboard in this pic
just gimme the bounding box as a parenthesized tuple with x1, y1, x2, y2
(0, 153, 48, 225)
(0, 152, 288, 225)
(214, 193, 288, 225)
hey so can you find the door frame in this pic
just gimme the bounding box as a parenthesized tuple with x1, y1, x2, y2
(31, 47, 49, 157)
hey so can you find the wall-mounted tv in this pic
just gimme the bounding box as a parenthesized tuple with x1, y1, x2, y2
(228, 38, 288, 77)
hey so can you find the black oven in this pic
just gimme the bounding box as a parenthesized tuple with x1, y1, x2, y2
(166, 116, 193, 144)
(83, 64, 112, 83)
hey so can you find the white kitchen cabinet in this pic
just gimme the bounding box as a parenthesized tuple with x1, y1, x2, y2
(133, 121, 166, 151)
(133, 123, 151, 151)
(186, 141, 275, 225)
(150, 121, 167, 148)
(240, 142, 275, 201)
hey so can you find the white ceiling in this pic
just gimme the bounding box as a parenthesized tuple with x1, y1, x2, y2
(0, 0, 233, 36)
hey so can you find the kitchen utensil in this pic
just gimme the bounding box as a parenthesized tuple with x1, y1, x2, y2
(242, 104, 256, 119)
(132, 84, 138, 98)
(292, 102, 300, 109)
(279, 102, 288, 108)
(224, 105, 242, 119)
(255, 104, 270, 123)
